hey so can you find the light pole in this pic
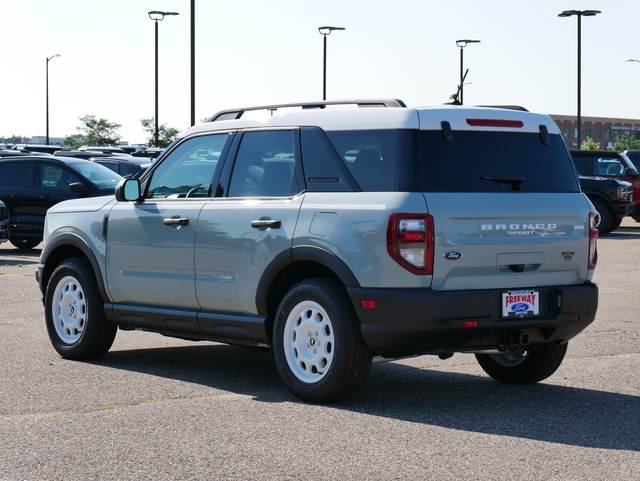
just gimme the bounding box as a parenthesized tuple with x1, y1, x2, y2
(628, 58, 640, 64)
(149, 10, 179, 148)
(455, 39, 480, 105)
(558, 9, 601, 147)
(318, 26, 345, 101)
(190, 0, 195, 126)
(46, 54, 61, 145)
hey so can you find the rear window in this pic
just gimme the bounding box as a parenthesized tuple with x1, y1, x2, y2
(420, 131, 580, 193)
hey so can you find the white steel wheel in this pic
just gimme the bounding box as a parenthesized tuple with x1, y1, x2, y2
(52, 275, 88, 345)
(45, 257, 116, 360)
(283, 300, 335, 383)
(272, 278, 373, 403)
(488, 348, 528, 367)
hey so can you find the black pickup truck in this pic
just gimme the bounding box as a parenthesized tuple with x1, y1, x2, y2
(579, 175, 634, 233)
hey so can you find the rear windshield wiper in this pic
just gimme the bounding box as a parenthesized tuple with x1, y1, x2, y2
(480, 176, 525, 191)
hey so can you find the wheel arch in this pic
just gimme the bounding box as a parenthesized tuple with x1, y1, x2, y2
(39, 233, 108, 303)
(255, 245, 361, 339)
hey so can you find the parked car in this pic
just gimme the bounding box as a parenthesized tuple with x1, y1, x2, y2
(578, 175, 634, 233)
(0, 199, 8, 244)
(38, 100, 599, 403)
(570, 150, 640, 220)
(54, 150, 151, 179)
(0, 155, 123, 249)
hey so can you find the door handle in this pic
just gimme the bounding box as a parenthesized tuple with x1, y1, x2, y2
(164, 217, 189, 226)
(251, 218, 281, 229)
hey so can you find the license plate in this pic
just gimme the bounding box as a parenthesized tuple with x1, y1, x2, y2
(502, 290, 539, 318)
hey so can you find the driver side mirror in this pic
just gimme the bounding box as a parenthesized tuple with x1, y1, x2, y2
(115, 179, 141, 201)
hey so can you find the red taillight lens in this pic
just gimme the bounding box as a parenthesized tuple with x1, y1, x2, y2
(588, 212, 599, 270)
(387, 214, 434, 275)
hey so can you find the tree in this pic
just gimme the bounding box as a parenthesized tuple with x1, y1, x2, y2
(140, 117, 180, 148)
(76, 115, 122, 146)
(611, 134, 640, 152)
(63, 134, 85, 149)
(581, 137, 600, 150)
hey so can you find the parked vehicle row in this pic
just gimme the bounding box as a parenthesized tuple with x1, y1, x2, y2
(0, 155, 123, 249)
(570, 150, 640, 227)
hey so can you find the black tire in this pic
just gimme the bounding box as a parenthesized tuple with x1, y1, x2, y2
(609, 216, 623, 232)
(9, 238, 41, 249)
(272, 278, 373, 403)
(475, 343, 568, 384)
(591, 199, 613, 233)
(45, 257, 116, 360)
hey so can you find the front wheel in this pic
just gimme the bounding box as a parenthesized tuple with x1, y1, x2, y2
(591, 199, 613, 233)
(475, 343, 568, 384)
(45, 257, 117, 360)
(272, 278, 372, 403)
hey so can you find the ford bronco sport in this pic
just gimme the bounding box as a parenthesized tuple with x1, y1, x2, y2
(37, 100, 599, 403)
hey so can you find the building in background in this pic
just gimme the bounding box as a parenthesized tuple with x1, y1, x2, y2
(550, 114, 640, 149)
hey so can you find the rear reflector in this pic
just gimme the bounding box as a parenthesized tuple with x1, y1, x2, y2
(360, 300, 377, 309)
(466, 119, 524, 128)
(568, 314, 580, 322)
(461, 321, 479, 328)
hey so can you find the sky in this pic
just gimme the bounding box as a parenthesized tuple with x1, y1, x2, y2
(2, 0, 639, 145)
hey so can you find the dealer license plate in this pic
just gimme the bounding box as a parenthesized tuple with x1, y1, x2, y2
(502, 290, 539, 318)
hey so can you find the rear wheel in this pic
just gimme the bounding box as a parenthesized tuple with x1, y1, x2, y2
(272, 278, 372, 403)
(475, 343, 568, 384)
(45, 257, 116, 360)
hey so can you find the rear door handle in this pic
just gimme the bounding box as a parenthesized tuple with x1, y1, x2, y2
(251, 218, 281, 229)
(164, 217, 189, 226)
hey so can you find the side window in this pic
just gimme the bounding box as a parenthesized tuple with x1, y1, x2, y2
(300, 127, 356, 192)
(146, 133, 231, 199)
(0, 162, 34, 188)
(228, 130, 299, 197)
(325, 130, 395, 191)
(594, 156, 625, 176)
(40, 164, 82, 191)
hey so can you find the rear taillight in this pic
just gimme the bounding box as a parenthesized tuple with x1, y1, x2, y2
(588, 212, 599, 270)
(387, 214, 434, 275)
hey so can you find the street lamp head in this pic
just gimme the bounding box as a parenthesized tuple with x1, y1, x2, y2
(456, 39, 480, 48)
(47, 53, 61, 62)
(149, 10, 180, 21)
(558, 9, 601, 17)
(318, 26, 345, 36)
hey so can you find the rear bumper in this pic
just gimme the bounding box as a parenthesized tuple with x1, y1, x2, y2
(348, 282, 598, 358)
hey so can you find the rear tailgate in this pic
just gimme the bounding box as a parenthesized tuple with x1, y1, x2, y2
(426, 192, 592, 291)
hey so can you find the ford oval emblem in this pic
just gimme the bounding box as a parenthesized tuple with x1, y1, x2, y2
(443, 250, 463, 260)
(511, 302, 529, 312)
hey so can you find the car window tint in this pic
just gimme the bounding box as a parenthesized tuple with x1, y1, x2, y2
(420, 131, 579, 193)
(146, 133, 231, 199)
(325, 130, 395, 191)
(40, 164, 82, 191)
(228, 130, 299, 197)
(0, 162, 34, 188)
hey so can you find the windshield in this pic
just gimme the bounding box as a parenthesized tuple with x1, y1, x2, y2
(69, 161, 123, 190)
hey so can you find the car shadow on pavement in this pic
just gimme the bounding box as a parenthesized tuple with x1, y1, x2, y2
(605, 225, 640, 240)
(94, 343, 639, 453)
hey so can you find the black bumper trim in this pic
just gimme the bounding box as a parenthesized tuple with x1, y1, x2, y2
(348, 282, 598, 358)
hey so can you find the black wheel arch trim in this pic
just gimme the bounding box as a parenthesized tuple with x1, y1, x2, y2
(254, 245, 360, 316)
(39, 233, 109, 303)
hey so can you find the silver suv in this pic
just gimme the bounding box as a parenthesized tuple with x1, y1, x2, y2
(37, 100, 599, 403)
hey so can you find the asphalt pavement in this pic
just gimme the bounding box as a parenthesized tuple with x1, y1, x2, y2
(0, 220, 638, 480)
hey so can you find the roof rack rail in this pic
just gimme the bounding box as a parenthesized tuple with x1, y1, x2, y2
(206, 99, 407, 122)
(475, 105, 529, 112)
